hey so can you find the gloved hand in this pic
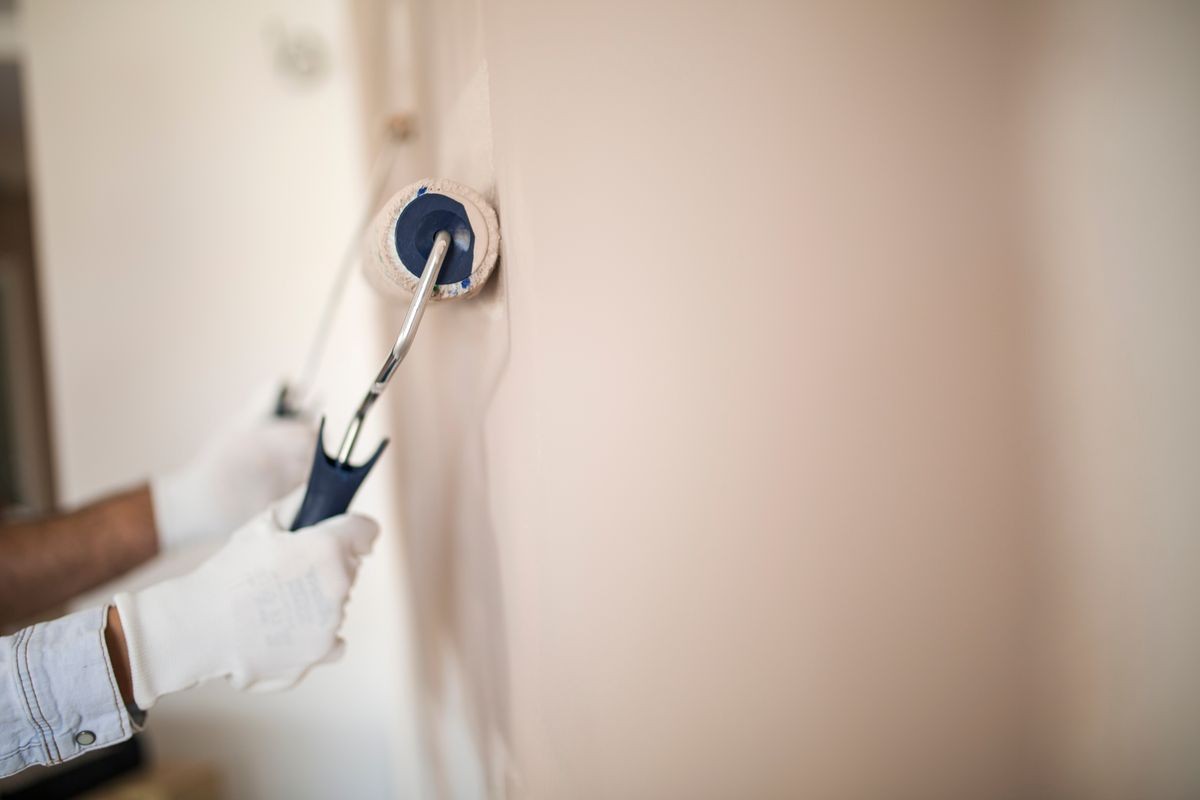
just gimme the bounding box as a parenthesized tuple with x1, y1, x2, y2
(151, 395, 315, 550)
(113, 495, 378, 710)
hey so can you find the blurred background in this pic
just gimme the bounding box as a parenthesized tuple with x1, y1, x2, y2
(0, 1, 1196, 798)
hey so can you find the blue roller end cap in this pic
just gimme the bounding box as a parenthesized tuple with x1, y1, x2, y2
(394, 190, 476, 285)
(290, 417, 388, 531)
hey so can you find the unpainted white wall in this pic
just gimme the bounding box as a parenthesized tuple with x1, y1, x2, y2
(22, 2, 413, 797)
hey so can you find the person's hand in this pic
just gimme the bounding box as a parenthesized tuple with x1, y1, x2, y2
(151, 392, 315, 550)
(112, 494, 378, 709)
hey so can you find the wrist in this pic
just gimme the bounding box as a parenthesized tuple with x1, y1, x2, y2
(104, 605, 134, 705)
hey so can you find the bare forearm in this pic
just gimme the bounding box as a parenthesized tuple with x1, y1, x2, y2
(0, 485, 158, 626)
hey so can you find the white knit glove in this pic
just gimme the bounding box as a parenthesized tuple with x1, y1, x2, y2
(151, 395, 316, 550)
(113, 496, 378, 710)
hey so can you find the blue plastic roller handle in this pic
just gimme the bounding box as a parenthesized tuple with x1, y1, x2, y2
(290, 417, 388, 531)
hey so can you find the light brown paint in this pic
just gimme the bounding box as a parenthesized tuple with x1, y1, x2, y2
(381, 2, 1039, 797)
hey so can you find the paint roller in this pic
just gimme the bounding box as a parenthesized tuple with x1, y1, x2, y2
(289, 178, 500, 530)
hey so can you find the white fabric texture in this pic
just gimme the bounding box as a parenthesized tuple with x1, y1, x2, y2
(151, 398, 315, 550)
(113, 498, 378, 710)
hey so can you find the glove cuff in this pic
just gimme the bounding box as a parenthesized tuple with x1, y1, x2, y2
(114, 577, 224, 709)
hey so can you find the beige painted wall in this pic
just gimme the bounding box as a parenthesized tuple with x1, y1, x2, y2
(1027, 2, 1200, 798)
(388, 1, 1200, 797)
(388, 1, 1038, 797)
